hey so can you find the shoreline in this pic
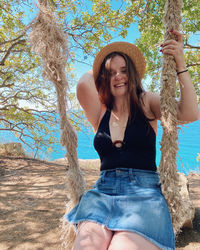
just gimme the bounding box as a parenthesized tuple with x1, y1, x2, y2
(52, 157, 200, 176)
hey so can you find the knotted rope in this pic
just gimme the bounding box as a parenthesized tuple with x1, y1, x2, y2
(158, 0, 194, 235)
(28, 1, 85, 248)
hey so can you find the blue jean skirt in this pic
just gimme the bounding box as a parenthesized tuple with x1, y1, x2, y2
(65, 168, 175, 250)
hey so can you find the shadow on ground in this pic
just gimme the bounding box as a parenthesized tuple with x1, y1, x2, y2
(0, 156, 70, 250)
(0, 156, 199, 250)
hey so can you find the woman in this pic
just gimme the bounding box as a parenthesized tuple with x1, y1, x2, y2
(66, 30, 199, 250)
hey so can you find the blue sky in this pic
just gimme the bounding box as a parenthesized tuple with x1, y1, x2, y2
(21, 1, 142, 89)
(73, 22, 141, 79)
(21, 0, 199, 91)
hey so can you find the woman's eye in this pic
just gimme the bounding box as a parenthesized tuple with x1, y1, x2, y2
(110, 70, 127, 77)
(110, 71, 116, 76)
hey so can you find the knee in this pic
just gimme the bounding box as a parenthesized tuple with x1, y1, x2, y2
(73, 222, 113, 250)
(108, 232, 161, 250)
(73, 234, 96, 250)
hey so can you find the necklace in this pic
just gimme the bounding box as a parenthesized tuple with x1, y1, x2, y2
(110, 111, 127, 148)
(111, 111, 120, 127)
(112, 121, 119, 127)
(111, 111, 127, 128)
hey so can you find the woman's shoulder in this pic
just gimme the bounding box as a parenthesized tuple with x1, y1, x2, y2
(140, 91, 160, 102)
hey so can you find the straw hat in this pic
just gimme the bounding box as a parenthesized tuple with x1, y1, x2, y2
(93, 41, 146, 81)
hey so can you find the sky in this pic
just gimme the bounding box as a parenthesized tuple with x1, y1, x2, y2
(21, 0, 143, 93)
(21, 0, 200, 94)
(21, 1, 199, 87)
(73, 22, 141, 79)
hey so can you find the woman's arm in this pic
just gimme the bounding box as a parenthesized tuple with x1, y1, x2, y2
(76, 70, 103, 130)
(148, 30, 199, 122)
(161, 30, 199, 122)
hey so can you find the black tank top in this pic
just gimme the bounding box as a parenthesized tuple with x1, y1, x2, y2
(93, 109, 157, 171)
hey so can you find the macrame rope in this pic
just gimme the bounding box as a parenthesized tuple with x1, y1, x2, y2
(158, 0, 194, 235)
(28, 1, 85, 249)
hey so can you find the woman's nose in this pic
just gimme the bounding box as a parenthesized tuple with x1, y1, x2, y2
(115, 71, 122, 79)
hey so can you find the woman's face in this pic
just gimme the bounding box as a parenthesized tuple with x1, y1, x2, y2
(109, 55, 128, 98)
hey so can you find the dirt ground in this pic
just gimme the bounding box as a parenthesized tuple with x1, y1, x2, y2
(0, 156, 199, 250)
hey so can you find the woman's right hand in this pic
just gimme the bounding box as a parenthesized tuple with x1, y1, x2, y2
(77, 70, 103, 131)
(161, 30, 186, 71)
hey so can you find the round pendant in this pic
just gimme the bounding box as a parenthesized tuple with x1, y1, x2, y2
(112, 121, 119, 127)
(113, 140, 123, 148)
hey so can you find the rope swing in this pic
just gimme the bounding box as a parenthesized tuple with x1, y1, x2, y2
(158, 0, 194, 235)
(28, 0, 194, 249)
(28, 1, 85, 248)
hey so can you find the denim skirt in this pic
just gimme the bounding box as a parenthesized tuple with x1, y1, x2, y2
(65, 168, 175, 250)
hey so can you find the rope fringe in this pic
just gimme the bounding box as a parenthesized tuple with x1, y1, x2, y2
(28, 1, 85, 249)
(159, 0, 193, 236)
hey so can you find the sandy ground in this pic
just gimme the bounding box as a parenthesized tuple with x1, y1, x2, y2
(0, 156, 199, 250)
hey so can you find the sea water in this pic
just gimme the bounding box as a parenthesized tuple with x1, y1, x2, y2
(0, 118, 199, 175)
(75, 120, 200, 174)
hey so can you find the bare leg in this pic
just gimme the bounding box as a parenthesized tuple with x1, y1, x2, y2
(73, 221, 113, 250)
(108, 231, 161, 250)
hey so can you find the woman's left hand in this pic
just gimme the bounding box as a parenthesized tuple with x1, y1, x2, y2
(161, 30, 186, 71)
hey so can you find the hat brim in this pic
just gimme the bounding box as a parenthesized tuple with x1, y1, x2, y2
(93, 42, 146, 81)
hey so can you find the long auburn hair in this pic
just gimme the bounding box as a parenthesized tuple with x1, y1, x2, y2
(95, 52, 153, 122)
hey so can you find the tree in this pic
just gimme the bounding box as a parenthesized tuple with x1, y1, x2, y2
(0, 0, 199, 158)
(0, 0, 141, 157)
(129, 0, 200, 100)
(0, 0, 60, 157)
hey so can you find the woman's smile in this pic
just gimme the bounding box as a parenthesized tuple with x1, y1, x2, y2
(110, 55, 128, 96)
(114, 82, 127, 88)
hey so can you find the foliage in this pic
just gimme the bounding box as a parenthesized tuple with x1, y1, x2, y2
(130, 0, 200, 98)
(197, 153, 200, 162)
(0, 0, 199, 158)
(0, 0, 60, 157)
(0, 0, 138, 157)
(56, 0, 200, 98)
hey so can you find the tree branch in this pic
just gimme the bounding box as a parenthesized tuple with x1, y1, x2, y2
(0, 118, 56, 151)
(187, 63, 200, 68)
(185, 40, 200, 49)
(0, 39, 26, 66)
(0, 87, 48, 104)
(0, 34, 25, 46)
(0, 104, 56, 119)
(0, 49, 25, 53)
(0, 4, 13, 15)
(1, 76, 13, 87)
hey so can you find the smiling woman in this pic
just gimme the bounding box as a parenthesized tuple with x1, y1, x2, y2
(65, 40, 178, 250)
(109, 56, 128, 97)
(64, 21, 199, 247)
